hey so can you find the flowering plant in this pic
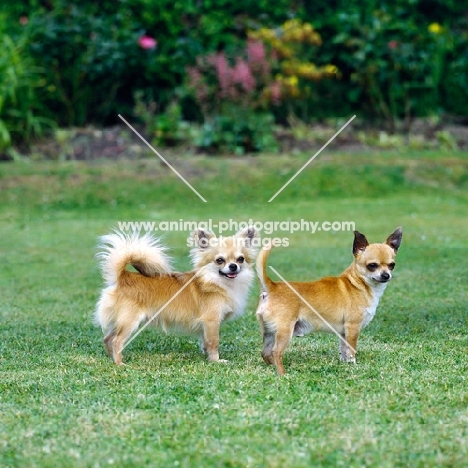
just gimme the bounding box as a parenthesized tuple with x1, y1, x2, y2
(248, 19, 339, 102)
(333, 10, 454, 130)
(186, 40, 281, 153)
(187, 39, 280, 116)
(185, 19, 339, 152)
(138, 35, 157, 50)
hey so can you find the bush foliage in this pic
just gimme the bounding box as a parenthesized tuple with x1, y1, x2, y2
(1, 0, 467, 152)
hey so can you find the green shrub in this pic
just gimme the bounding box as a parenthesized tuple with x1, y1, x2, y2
(0, 16, 54, 153)
(185, 39, 282, 153)
(195, 111, 278, 154)
(1, 0, 468, 152)
(28, 5, 155, 126)
(248, 19, 339, 122)
(441, 32, 468, 117)
(302, 1, 468, 123)
(331, 9, 454, 129)
(133, 92, 193, 147)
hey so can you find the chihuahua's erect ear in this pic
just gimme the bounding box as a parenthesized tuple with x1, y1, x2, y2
(353, 231, 369, 256)
(235, 226, 259, 248)
(386, 227, 403, 253)
(191, 229, 216, 249)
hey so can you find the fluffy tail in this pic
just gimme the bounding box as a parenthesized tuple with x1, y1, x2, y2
(96, 231, 172, 286)
(256, 243, 275, 292)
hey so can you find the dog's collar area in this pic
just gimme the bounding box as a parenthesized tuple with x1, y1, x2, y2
(219, 270, 238, 279)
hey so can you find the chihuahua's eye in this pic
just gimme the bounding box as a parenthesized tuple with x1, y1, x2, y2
(367, 263, 379, 271)
(388, 262, 395, 270)
(216, 258, 224, 265)
(237, 256, 245, 264)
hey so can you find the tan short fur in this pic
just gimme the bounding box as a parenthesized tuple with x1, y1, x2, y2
(255, 228, 402, 375)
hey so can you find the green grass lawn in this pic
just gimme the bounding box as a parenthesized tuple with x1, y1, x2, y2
(0, 150, 467, 467)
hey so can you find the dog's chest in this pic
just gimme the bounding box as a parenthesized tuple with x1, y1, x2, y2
(220, 275, 253, 320)
(361, 284, 386, 329)
(227, 284, 249, 318)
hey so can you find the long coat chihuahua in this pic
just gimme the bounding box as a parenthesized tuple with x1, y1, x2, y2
(95, 227, 259, 365)
(255, 228, 402, 375)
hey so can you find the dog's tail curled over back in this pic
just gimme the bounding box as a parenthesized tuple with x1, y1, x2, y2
(256, 242, 275, 292)
(96, 230, 172, 286)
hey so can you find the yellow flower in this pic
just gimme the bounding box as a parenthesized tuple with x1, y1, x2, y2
(247, 30, 260, 40)
(307, 31, 322, 45)
(258, 27, 276, 41)
(288, 75, 298, 86)
(283, 19, 300, 30)
(428, 23, 443, 34)
(277, 45, 294, 58)
(323, 64, 338, 74)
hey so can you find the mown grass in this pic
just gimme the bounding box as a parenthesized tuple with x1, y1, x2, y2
(0, 149, 467, 467)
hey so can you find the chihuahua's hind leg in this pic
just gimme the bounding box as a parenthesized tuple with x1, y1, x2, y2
(271, 323, 295, 376)
(111, 318, 143, 365)
(199, 338, 207, 355)
(257, 313, 275, 365)
(103, 329, 116, 358)
(262, 331, 276, 366)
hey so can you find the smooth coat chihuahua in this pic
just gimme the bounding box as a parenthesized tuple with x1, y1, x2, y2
(95, 227, 259, 365)
(255, 228, 402, 375)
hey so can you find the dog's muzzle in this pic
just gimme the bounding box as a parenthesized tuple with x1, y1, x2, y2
(219, 263, 239, 279)
(374, 272, 391, 283)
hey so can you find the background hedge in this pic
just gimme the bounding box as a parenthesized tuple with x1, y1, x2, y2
(1, 0, 467, 150)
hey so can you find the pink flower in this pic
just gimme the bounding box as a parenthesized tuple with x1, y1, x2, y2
(19, 16, 28, 26)
(233, 58, 256, 92)
(206, 53, 237, 98)
(270, 81, 282, 104)
(247, 40, 270, 79)
(187, 67, 209, 103)
(138, 35, 157, 50)
(388, 40, 398, 50)
(208, 53, 230, 92)
(247, 40, 266, 64)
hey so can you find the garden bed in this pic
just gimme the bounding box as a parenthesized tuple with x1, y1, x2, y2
(6, 118, 468, 162)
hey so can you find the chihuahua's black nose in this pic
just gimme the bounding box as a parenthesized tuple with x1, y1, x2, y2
(229, 263, 238, 272)
(381, 272, 390, 281)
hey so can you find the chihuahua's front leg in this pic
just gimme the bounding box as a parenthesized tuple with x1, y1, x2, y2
(202, 319, 227, 362)
(340, 323, 360, 363)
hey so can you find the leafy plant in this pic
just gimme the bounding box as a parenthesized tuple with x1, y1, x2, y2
(440, 22, 468, 117)
(248, 19, 339, 120)
(133, 92, 192, 147)
(0, 17, 55, 153)
(28, 5, 155, 126)
(195, 111, 278, 154)
(185, 40, 281, 153)
(332, 9, 455, 130)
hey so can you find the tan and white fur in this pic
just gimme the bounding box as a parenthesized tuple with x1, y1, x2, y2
(95, 227, 259, 365)
(255, 228, 402, 375)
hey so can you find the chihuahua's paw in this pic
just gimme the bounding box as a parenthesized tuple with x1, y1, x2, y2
(340, 353, 356, 363)
(207, 353, 229, 363)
